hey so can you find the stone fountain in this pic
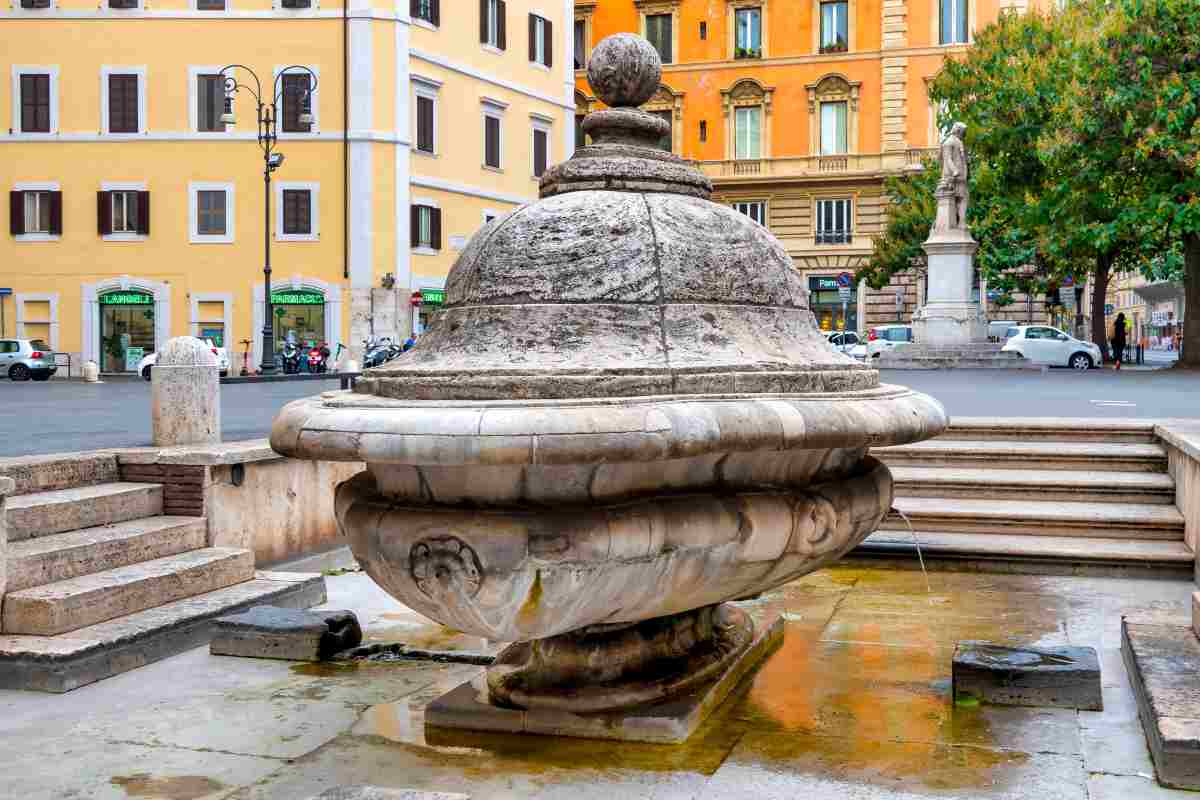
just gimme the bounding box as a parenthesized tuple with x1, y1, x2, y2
(271, 33, 947, 743)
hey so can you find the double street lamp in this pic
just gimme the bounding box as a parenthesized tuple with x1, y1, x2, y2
(218, 64, 317, 374)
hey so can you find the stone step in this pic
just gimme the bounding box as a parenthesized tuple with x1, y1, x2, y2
(0, 452, 120, 496)
(852, 530, 1193, 576)
(5, 482, 164, 542)
(938, 417, 1159, 444)
(890, 466, 1177, 505)
(0, 571, 326, 692)
(2, 547, 255, 636)
(875, 439, 1167, 472)
(883, 497, 1185, 540)
(6, 516, 208, 593)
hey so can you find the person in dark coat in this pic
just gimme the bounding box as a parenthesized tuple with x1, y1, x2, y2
(1111, 313, 1128, 369)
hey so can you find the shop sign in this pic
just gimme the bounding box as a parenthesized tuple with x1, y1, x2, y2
(270, 290, 324, 305)
(124, 346, 144, 372)
(421, 288, 446, 306)
(100, 291, 153, 305)
(809, 277, 840, 291)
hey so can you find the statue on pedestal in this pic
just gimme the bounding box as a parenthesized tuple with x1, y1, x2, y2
(932, 121, 969, 236)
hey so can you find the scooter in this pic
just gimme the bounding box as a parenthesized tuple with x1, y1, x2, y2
(307, 342, 331, 373)
(281, 340, 303, 374)
(362, 337, 403, 369)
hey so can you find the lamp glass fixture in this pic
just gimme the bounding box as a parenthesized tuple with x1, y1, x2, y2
(220, 94, 235, 125)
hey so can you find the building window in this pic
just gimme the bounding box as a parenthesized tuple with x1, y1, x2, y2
(282, 190, 310, 235)
(574, 19, 587, 69)
(481, 0, 507, 50)
(190, 182, 234, 243)
(19, 74, 51, 133)
(280, 72, 313, 133)
(196, 74, 226, 132)
(734, 7, 762, 58)
(483, 108, 503, 169)
(108, 0, 138, 8)
(416, 95, 435, 154)
(820, 1, 848, 52)
(699, 120, 707, 142)
(279, 0, 312, 8)
(99, 190, 149, 236)
(940, 0, 967, 44)
(820, 101, 848, 154)
(106, 73, 140, 134)
(699, 20, 707, 39)
(411, 204, 442, 251)
(11, 190, 61, 236)
(816, 198, 852, 244)
(529, 14, 553, 67)
(19, 0, 54, 9)
(650, 109, 672, 152)
(733, 201, 766, 226)
(532, 124, 550, 177)
(196, 0, 225, 9)
(734, 106, 761, 159)
(645, 14, 672, 64)
(411, 0, 439, 25)
(575, 113, 586, 148)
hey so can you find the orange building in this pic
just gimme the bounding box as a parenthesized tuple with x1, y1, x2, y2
(574, 0, 1051, 334)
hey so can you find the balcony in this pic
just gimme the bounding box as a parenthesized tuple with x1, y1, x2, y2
(696, 149, 936, 180)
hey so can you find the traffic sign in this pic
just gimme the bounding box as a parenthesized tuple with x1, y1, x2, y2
(838, 286, 852, 302)
(1062, 275, 1074, 288)
(0, 288, 11, 296)
(1105, 303, 1114, 315)
(836, 272, 853, 288)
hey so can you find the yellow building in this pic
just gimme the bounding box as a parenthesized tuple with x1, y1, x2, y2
(0, 0, 574, 374)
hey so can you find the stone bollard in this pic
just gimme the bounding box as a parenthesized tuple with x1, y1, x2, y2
(82, 360, 100, 383)
(0, 476, 14, 621)
(151, 336, 220, 446)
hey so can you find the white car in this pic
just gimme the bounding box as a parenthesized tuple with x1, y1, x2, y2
(866, 324, 914, 358)
(1001, 325, 1102, 370)
(138, 338, 230, 380)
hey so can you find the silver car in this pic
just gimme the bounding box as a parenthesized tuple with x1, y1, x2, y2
(0, 338, 57, 381)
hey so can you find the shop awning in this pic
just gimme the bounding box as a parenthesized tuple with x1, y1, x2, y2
(1133, 280, 1185, 305)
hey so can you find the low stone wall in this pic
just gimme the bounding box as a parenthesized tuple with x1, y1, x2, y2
(1157, 424, 1200, 556)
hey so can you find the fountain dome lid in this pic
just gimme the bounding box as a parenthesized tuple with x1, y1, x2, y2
(354, 33, 875, 402)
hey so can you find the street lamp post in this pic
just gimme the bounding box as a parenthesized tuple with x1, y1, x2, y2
(217, 64, 317, 374)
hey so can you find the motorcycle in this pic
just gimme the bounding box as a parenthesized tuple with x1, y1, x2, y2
(362, 337, 404, 369)
(281, 340, 303, 374)
(307, 342, 331, 373)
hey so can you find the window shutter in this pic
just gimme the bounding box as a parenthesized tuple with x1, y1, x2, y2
(137, 190, 150, 235)
(97, 191, 112, 236)
(409, 0, 417, 16)
(48, 191, 62, 235)
(479, 0, 488, 42)
(497, 0, 506, 49)
(9, 192, 23, 236)
(529, 14, 536, 62)
(431, 207, 442, 250)
(410, 205, 420, 248)
(544, 19, 553, 67)
(430, 0, 439, 25)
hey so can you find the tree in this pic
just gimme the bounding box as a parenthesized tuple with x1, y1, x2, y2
(1066, 0, 1200, 365)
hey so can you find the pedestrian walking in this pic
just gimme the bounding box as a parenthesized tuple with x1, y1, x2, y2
(1111, 313, 1127, 370)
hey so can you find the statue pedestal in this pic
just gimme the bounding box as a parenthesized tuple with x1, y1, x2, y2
(912, 231, 987, 346)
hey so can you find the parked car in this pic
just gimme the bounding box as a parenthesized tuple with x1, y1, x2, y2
(866, 324, 914, 358)
(825, 331, 867, 360)
(1001, 325, 1102, 370)
(0, 338, 57, 381)
(138, 338, 230, 380)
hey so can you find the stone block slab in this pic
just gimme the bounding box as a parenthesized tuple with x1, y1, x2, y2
(425, 613, 784, 743)
(5, 482, 163, 542)
(1122, 616, 1200, 790)
(0, 452, 119, 496)
(952, 641, 1102, 710)
(307, 787, 469, 800)
(211, 606, 362, 661)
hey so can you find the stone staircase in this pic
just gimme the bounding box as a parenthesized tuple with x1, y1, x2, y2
(0, 453, 325, 692)
(861, 419, 1193, 574)
(877, 343, 1034, 369)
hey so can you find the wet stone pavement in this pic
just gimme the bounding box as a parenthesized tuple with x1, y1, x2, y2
(0, 558, 1194, 800)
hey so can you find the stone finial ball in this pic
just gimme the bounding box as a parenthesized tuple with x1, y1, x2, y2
(587, 33, 662, 108)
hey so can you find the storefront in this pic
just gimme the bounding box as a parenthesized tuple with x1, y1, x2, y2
(415, 287, 444, 334)
(98, 290, 155, 373)
(808, 276, 857, 332)
(271, 289, 326, 351)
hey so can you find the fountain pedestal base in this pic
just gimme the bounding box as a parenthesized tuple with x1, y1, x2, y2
(426, 606, 783, 743)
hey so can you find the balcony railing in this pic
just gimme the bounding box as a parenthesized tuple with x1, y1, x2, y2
(695, 148, 937, 180)
(815, 229, 853, 245)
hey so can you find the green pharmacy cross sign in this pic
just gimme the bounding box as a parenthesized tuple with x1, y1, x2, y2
(421, 288, 445, 306)
(99, 291, 153, 305)
(271, 290, 325, 305)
